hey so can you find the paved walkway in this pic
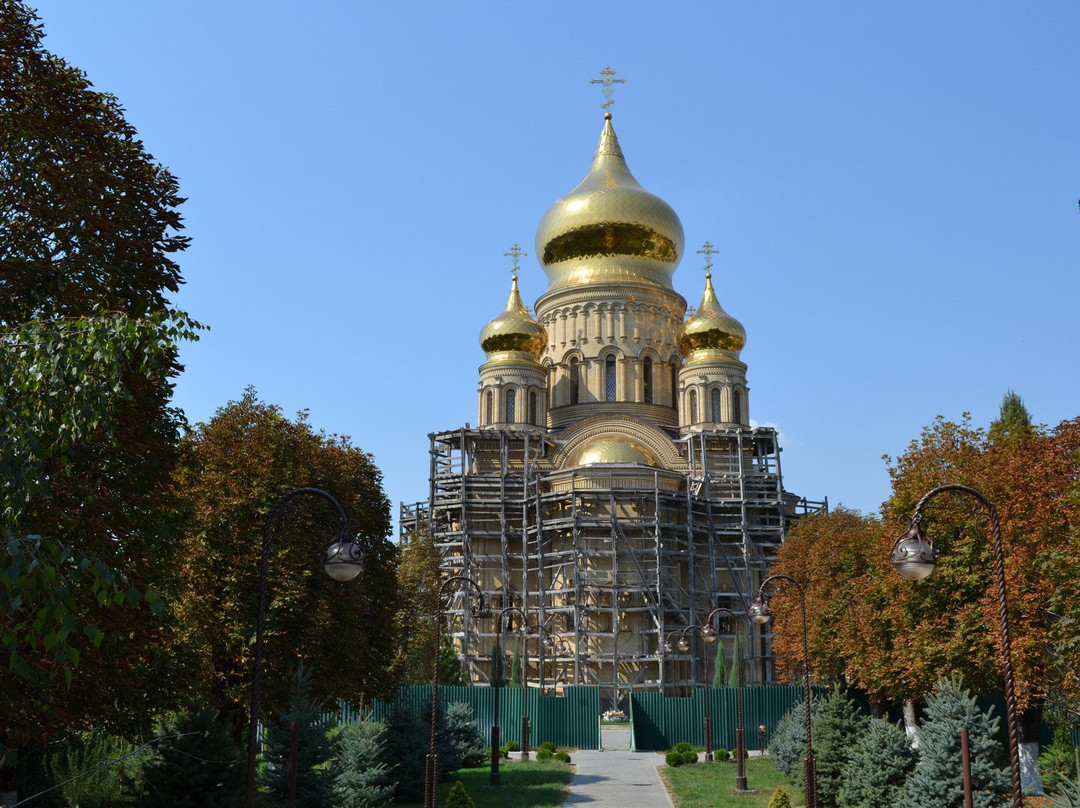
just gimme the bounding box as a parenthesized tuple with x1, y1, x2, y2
(563, 727, 673, 807)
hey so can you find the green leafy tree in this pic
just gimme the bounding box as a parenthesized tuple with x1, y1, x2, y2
(812, 685, 869, 807)
(172, 389, 396, 737)
(837, 719, 917, 808)
(332, 717, 393, 808)
(262, 664, 334, 808)
(393, 522, 441, 685)
(1, 0, 200, 776)
(136, 707, 244, 808)
(902, 677, 1009, 808)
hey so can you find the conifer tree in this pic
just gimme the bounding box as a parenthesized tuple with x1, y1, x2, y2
(767, 787, 793, 808)
(382, 704, 425, 802)
(490, 638, 505, 688)
(812, 685, 870, 807)
(902, 678, 1009, 808)
(438, 636, 465, 686)
(446, 779, 475, 808)
(333, 717, 393, 808)
(262, 664, 335, 808)
(137, 708, 245, 808)
(836, 719, 917, 808)
(728, 633, 744, 688)
(509, 641, 522, 688)
(712, 642, 728, 689)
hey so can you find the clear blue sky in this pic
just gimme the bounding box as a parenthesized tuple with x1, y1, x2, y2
(29, 1, 1080, 523)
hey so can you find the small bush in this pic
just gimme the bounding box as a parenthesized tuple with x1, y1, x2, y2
(445, 779, 475, 808)
(767, 787, 793, 808)
(504, 740, 520, 752)
(713, 747, 730, 761)
(665, 751, 684, 767)
(680, 750, 699, 765)
(536, 748, 553, 761)
(554, 751, 572, 764)
(1041, 725, 1077, 794)
(671, 741, 694, 755)
(498, 742, 511, 759)
(538, 741, 557, 754)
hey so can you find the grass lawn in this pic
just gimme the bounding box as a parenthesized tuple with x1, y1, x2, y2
(660, 756, 803, 808)
(398, 759, 574, 808)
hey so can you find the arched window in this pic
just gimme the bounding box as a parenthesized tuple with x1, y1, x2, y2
(485, 390, 493, 424)
(643, 357, 653, 404)
(605, 355, 617, 402)
(689, 389, 698, 424)
(732, 389, 742, 425)
(505, 388, 516, 423)
(670, 362, 678, 407)
(528, 391, 538, 425)
(569, 357, 580, 404)
(711, 388, 721, 423)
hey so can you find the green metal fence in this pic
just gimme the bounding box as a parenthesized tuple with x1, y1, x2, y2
(629, 685, 830, 751)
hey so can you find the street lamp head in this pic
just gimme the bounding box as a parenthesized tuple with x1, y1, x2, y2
(891, 523, 938, 581)
(677, 636, 690, 652)
(701, 625, 717, 643)
(748, 596, 772, 625)
(321, 538, 364, 582)
(470, 601, 493, 620)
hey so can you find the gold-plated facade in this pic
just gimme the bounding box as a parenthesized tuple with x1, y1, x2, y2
(535, 115, 684, 292)
(565, 434, 660, 467)
(479, 275, 546, 360)
(678, 272, 746, 360)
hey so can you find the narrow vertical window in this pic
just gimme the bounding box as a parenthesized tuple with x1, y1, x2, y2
(671, 362, 678, 407)
(528, 391, 538, 425)
(569, 358, 580, 404)
(689, 389, 698, 424)
(485, 390, 493, 424)
(732, 389, 742, 424)
(505, 388, 516, 423)
(605, 355, 616, 402)
(711, 388, 721, 422)
(643, 357, 653, 404)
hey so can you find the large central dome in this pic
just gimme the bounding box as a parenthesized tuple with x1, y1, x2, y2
(535, 113, 684, 292)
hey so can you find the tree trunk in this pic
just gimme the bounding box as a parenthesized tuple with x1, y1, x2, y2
(903, 700, 920, 749)
(1018, 705, 1045, 795)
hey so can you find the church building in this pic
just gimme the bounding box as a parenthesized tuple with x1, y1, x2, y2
(400, 80, 823, 699)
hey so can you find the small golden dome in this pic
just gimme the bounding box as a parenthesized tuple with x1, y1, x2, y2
(679, 272, 746, 360)
(535, 114, 684, 292)
(566, 434, 660, 467)
(479, 275, 546, 360)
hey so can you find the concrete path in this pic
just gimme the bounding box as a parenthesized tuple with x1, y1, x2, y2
(563, 727, 673, 807)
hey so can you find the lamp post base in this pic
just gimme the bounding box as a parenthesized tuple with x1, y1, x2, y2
(735, 727, 748, 790)
(489, 725, 501, 787)
(424, 753, 438, 808)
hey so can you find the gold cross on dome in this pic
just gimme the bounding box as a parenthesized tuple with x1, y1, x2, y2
(590, 65, 626, 111)
(696, 241, 719, 273)
(504, 243, 527, 277)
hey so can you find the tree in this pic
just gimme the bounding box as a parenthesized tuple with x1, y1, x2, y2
(712, 640, 728, 689)
(332, 717, 393, 808)
(437, 636, 465, 686)
(836, 719, 917, 808)
(490, 638, 505, 688)
(445, 780, 475, 808)
(728, 632, 744, 688)
(172, 390, 396, 737)
(393, 522, 442, 685)
(381, 703, 425, 802)
(901, 678, 1009, 808)
(262, 664, 334, 808)
(812, 684, 869, 808)
(136, 707, 245, 808)
(509, 641, 523, 688)
(1, 0, 199, 776)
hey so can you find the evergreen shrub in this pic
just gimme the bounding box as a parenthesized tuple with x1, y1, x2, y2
(262, 665, 334, 808)
(769, 696, 820, 781)
(538, 741, 557, 754)
(333, 716, 394, 808)
(554, 751, 572, 764)
(536, 748, 553, 761)
(1041, 725, 1078, 794)
(671, 742, 694, 755)
(812, 684, 870, 807)
(901, 677, 1009, 808)
(713, 747, 730, 761)
(767, 787, 793, 808)
(137, 708, 244, 808)
(445, 779, 475, 808)
(382, 703, 426, 802)
(836, 719, 916, 808)
(665, 751, 684, 767)
(681, 750, 699, 765)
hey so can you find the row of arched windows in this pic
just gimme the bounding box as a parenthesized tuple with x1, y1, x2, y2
(686, 386, 743, 425)
(559, 354, 679, 407)
(483, 387, 541, 426)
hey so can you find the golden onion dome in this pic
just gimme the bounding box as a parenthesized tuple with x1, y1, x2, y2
(535, 113, 684, 292)
(679, 272, 746, 361)
(479, 275, 546, 360)
(566, 434, 660, 467)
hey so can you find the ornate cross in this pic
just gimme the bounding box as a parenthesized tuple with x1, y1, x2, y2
(590, 65, 626, 111)
(696, 240, 719, 273)
(504, 243, 527, 277)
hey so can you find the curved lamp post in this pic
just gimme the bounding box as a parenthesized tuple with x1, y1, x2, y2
(891, 484, 1022, 808)
(539, 624, 572, 695)
(489, 605, 530, 787)
(425, 575, 491, 808)
(749, 575, 816, 808)
(245, 487, 363, 808)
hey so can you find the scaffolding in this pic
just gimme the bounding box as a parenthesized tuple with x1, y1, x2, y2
(399, 424, 826, 703)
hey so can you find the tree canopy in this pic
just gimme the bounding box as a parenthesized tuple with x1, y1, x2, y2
(1, 0, 198, 765)
(173, 390, 397, 735)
